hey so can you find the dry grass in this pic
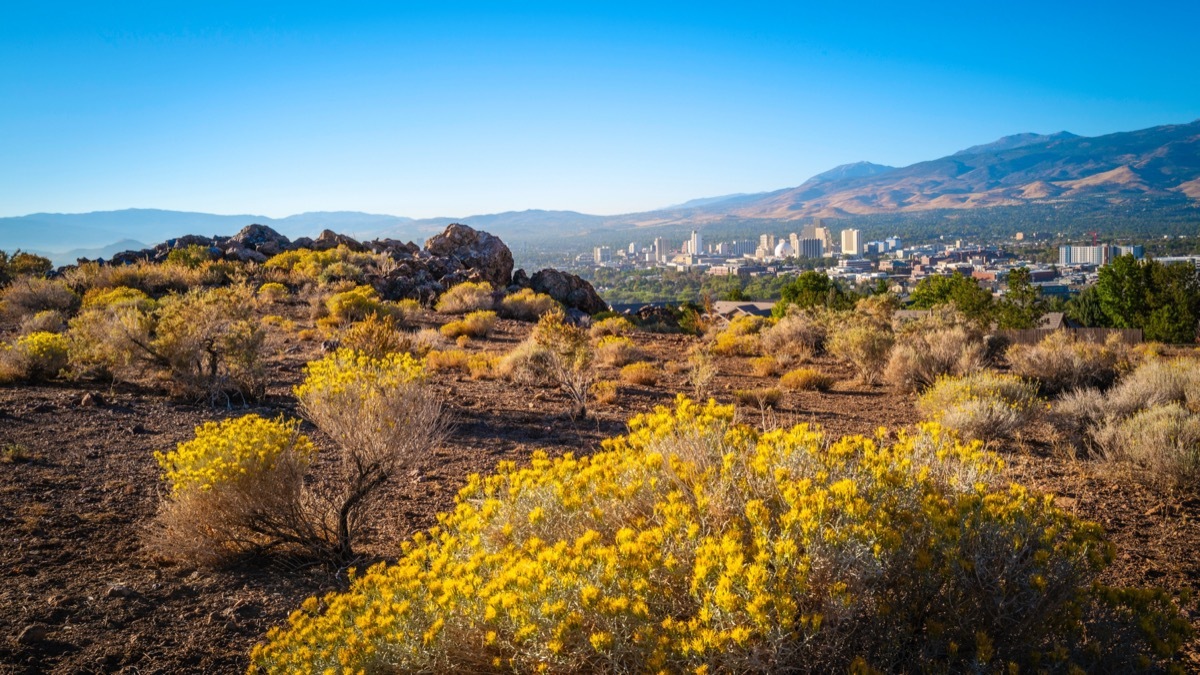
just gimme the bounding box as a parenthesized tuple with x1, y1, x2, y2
(733, 386, 782, 409)
(596, 336, 645, 367)
(748, 355, 780, 377)
(440, 310, 498, 339)
(780, 367, 835, 392)
(620, 361, 659, 386)
(435, 281, 495, 314)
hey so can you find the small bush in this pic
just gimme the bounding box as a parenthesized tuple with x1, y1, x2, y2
(1006, 331, 1125, 397)
(166, 244, 215, 268)
(780, 367, 835, 392)
(619, 361, 658, 386)
(467, 352, 501, 380)
(265, 246, 378, 284)
(425, 349, 469, 373)
(153, 287, 268, 402)
(1049, 387, 1108, 453)
(0, 331, 69, 382)
(710, 315, 769, 356)
(440, 310, 497, 339)
(1104, 357, 1200, 419)
(81, 286, 156, 312)
(499, 288, 558, 321)
(1094, 403, 1200, 493)
(734, 386, 782, 408)
(249, 397, 1190, 673)
(885, 326, 987, 393)
(748, 355, 779, 377)
(497, 340, 554, 385)
(295, 349, 447, 561)
(19, 309, 66, 335)
(595, 335, 644, 367)
(759, 310, 826, 361)
(918, 372, 1041, 442)
(436, 281, 494, 314)
(147, 415, 318, 565)
(828, 323, 894, 386)
(687, 350, 718, 399)
(339, 313, 404, 359)
(590, 379, 619, 405)
(589, 315, 635, 339)
(326, 285, 403, 326)
(0, 278, 79, 321)
(531, 309, 594, 418)
(257, 282, 290, 302)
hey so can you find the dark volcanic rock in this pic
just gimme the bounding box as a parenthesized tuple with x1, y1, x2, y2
(231, 224, 290, 256)
(424, 224, 513, 288)
(529, 269, 608, 315)
(313, 229, 365, 252)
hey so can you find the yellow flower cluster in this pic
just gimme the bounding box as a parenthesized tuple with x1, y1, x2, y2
(294, 349, 426, 402)
(918, 372, 1042, 441)
(250, 395, 1183, 673)
(80, 286, 156, 311)
(264, 246, 376, 281)
(14, 331, 69, 365)
(324, 285, 402, 326)
(155, 414, 315, 494)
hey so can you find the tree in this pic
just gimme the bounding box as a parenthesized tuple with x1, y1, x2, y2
(1095, 254, 1151, 329)
(1065, 286, 1107, 327)
(774, 271, 854, 317)
(909, 272, 995, 325)
(996, 268, 1046, 329)
(1094, 255, 1200, 343)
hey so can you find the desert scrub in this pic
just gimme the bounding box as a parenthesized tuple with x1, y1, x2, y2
(780, 367, 835, 392)
(619, 361, 658, 386)
(589, 315, 635, 339)
(530, 309, 594, 418)
(827, 322, 894, 386)
(1005, 331, 1125, 397)
(18, 309, 66, 335)
(709, 315, 769, 356)
(759, 309, 826, 361)
(436, 281, 495, 314)
(249, 396, 1188, 673)
(425, 349, 470, 373)
(339, 313, 405, 359)
(686, 350, 718, 399)
(0, 277, 79, 322)
(748, 355, 780, 377)
(81, 286, 156, 312)
(468, 352, 502, 380)
(265, 246, 377, 284)
(884, 324, 987, 393)
(496, 340, 554, 386)
(295, 349, 447, 561)
(918, 372, 1041, 443)
(1094, 403, 1200, 494)
(1103, 357, 1200, 420)
(590, 379, 619, 405)
(325, 285, 405, 326)
(499, 288, 558, 321)
(595, 335, 644, 367)
(0, 331, 69, 382)
(257, 281, 289, 302)
(734, 386, 782, 409)
(440, 309, 497, 339)
(147, 414, 320, 565)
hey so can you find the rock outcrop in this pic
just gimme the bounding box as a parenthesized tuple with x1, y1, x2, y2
(527, 269, 608, 315)
(424, 224, 514, 289)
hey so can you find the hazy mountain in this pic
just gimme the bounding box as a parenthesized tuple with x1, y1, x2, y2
(722, 120, 1200, 221)
(663, 193, 765, 210)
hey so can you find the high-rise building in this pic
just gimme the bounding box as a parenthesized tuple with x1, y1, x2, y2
(653, 237, 669, 261)
(689, 230, 704, 257)
(1059, 244, 1144, 266)
(840, 229, 861, 256)
(759, 233, 776, 252)
(593, 246, 613, 264)
(789, 233, 801, 256)
(814, 226, 834, 250)
(797, 238, 824, 258)
(628, 242, 637, 255)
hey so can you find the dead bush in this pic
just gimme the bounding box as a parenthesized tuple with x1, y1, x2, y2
(18, 309, 66, 335)
(1094, 403, 1200, 494)
(734, 386, 782, 409)
(0, 278, 79, 322)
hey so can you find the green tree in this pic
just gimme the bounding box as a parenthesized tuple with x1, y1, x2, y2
(996, 268, 1046, 329)
(774, 271, 853, 317)
(1065, 286, 1107, 327)
(1095, 254, 1151, 329)
(908, 272, 994, 324)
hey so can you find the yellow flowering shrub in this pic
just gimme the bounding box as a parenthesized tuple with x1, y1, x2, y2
(919, 372, 1041, 442)
(710, 315, 770, 356)
(426, 349, 470, 373)
(440, 309, 497, 339)
(250, 396, 1187, 673)
(81, 286, 156, 312)
(257, 282, 289, 302)
(265, 246, 376, 283)
(468, 352, 502, 380)
(436, 281, 495, 314)
(619, 361, 658, 386)
(595, 335, 644, 367)
(1, 331, 70, 381)
(325, 285, 405, 326)
(748, 355, 779, 377)
(155, 415, 316, 495)
(500, 288, 559, 321)
(590, 379, 619, 405)
(589, 315, 635, 339)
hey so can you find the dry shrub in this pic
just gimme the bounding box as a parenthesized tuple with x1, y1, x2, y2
(885, 325, 987, 393)
(251, 397, 1189, 673)
(0, 278, 79, 321)
(455, 335, 471, 348)
(1006, 331, 1125, 397)
(1094, 403, 1200, 494)
(339, 313, 405, 359)
(1104, 357, 1200, 419)
(710, 315, 768, 356)
(426, 349, 470, 373)
(295, 349, 447, 561)
(146, 415, 321, 566)
(0, 331, 70, 382)
(734, 386, 782, 409)
(435, 281, 494, 314)
(590, 379, 619, 405)
(19, 309, 66, 335)
(258, 282, 290, 302)
(828, 323, 894, 386)
(440, 310, 497, 339)
(499, 288, 558, 321)
(759, 309, 825, 362)
(748, 355, 779, 377)
(530, 309, 594, 418)
(496, 340, 555, 385)
(780, 367, 835, 392)
(595, 335, 644, 367)
(687, 350, 718, 399)
(589, 315, 635, 339)
(264, 246, 379, 284)
(467, 352, 501, 380)
(918, 372, 1041, 443)
(64, 259, 208, 296)
(620, 361, 658, 386)
(1048, 387, 1109, 453)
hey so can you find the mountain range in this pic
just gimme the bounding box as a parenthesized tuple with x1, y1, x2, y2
(3, 120, 1198, 264)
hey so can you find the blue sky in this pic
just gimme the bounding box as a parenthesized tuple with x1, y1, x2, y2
(2, 1, 1198, 218)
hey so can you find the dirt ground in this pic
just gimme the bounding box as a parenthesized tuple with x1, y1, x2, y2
(1, 315, 1197, 673)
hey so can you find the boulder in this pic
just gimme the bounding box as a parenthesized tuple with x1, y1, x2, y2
(529, 269, 608, 315)
(313, 229, 365, 252)
(223, 245, 268, 263)
(424, 224, 513, 288)
(231, 224, 290, 256)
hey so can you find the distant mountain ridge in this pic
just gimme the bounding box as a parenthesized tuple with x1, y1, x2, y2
(4, 120, 1199, 263)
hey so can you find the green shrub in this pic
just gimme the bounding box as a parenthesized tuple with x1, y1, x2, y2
(166, 244, 215, 269)
(325, 285, 404, 326)
(250, 397, 1188, 673)
(918, 372, 1041, 442)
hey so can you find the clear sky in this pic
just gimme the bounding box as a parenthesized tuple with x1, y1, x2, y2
(2, 1, 1198, 219)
